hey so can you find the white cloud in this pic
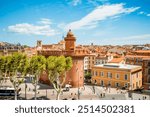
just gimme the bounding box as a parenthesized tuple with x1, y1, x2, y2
(138, 11, 150, 17)
(65, 4, 140, 30)
(8, 19, 57, 36)
(112, 34, 150, 41)
(87, 0, 108, 6)
(147, 14, 150, 17)
(139, 11, 144, 14)
(71, 0, 81, 6)
(38, 18, 52, 25)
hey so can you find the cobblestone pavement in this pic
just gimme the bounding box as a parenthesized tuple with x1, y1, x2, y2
(1, 80, 150, 100)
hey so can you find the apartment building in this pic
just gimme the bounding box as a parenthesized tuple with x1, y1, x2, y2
(143, 58, 150, 89)
(92, 63, 142, 90)
(0, 42, 24, 56)
(125, 50, 150, 89)
(84, 54, 96, 72)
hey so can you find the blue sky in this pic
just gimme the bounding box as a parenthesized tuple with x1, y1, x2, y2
(0, 0, 150, 46)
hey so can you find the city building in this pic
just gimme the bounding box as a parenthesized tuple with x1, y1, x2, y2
(95, 55, 108, 65)
(92, 63, 142, 90)
(0, 42, 24, 56)
(37, 30, 89, 88)
(85, 54, 96, 72)
(125, 50, 150, 89)
(24, 47, 37, 58)
(143, 58, 150, 89)
(108, 57, 125, 64)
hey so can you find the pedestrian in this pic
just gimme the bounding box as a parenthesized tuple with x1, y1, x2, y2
(143, 96, 145, 100)
(100, 93, 102, 98)
(52, 90, 54, 95)
(103, 93, 105, 97)
(145, 96, 147, 100)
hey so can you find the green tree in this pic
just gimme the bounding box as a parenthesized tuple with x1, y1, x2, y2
(47, 56, 72, 100)
(29, 55, 46, 100)
(0, 56, 12, 87)
(0, 56, 5, 86)
(84, 72, 92, 82)
(9, 53, 28, 100)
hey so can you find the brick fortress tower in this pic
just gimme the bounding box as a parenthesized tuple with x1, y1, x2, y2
(37, 30, 89, 88)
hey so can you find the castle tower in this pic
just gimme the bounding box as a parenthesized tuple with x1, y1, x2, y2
(37, 40, 42, 50)
(64, 29, 76, 51)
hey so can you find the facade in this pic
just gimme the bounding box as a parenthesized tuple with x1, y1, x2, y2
(37, 30, 88, 88)
(92, 63, 142, 90)
(143, 58, 150, 89)
(84, 54, 96, 72)
(0, 42, 24, 56)
(84, 56, 89, 71)
(24, 47, 37, 58)
(125, 50, 150, 89)
(95, 56, 108, 65)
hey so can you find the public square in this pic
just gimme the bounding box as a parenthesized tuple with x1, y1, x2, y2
(1, 79, 150, 100)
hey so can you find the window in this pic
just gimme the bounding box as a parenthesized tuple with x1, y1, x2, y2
(136, 73, 138, 78)
(101, 80, 104, 86)
(133, 83, 135, 89)
(107, 72, 112, 78)
(95, 71, 98, 76)
(115, 82, 120, 87)
(139, 80, 141, 86)
(100, 71, 104, 77)
(148, 69, 150, 75)
(92, 71, 94, 76)
(148, 62, 150, 66)
(124, 83, 128, 88)
(124, 74, 128, 80)
(116, 73, 120, 79)
(108, 81, 111, 86)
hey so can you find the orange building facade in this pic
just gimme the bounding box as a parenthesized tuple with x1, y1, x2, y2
(92, 63, 142, 90)
(125, 50, 150, 89)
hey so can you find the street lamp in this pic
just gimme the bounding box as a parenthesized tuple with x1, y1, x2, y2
(76, 68, 80, 100)
(24, 77, 27, 100)
(15, 82, 19, 100)
(128, 84, 133, 100)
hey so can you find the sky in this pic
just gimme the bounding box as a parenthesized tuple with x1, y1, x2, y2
(0, 0, 150, 46)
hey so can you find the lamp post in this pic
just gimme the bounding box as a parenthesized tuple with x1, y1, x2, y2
(15, 82, 18, 100)
(24, 78, 27, 100)
(76, 68, 80, 100)
(128, 84, 133, 100)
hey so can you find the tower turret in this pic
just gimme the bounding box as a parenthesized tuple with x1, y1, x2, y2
(64, 29, 76, 51)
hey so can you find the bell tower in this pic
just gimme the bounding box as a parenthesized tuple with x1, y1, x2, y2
(64, 29, 76, 51)
(37, 40, 42, 50)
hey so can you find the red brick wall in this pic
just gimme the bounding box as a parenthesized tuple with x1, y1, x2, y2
(65, 57, 84, 88)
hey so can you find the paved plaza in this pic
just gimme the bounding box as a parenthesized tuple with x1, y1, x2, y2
(0, 79, 150, 100)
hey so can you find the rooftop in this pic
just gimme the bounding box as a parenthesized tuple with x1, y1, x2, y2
(135, 50, 150, 53)
(126, 55, 150, 58)
(108, 57, 124, 63)
(94, 63, 141, 70)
